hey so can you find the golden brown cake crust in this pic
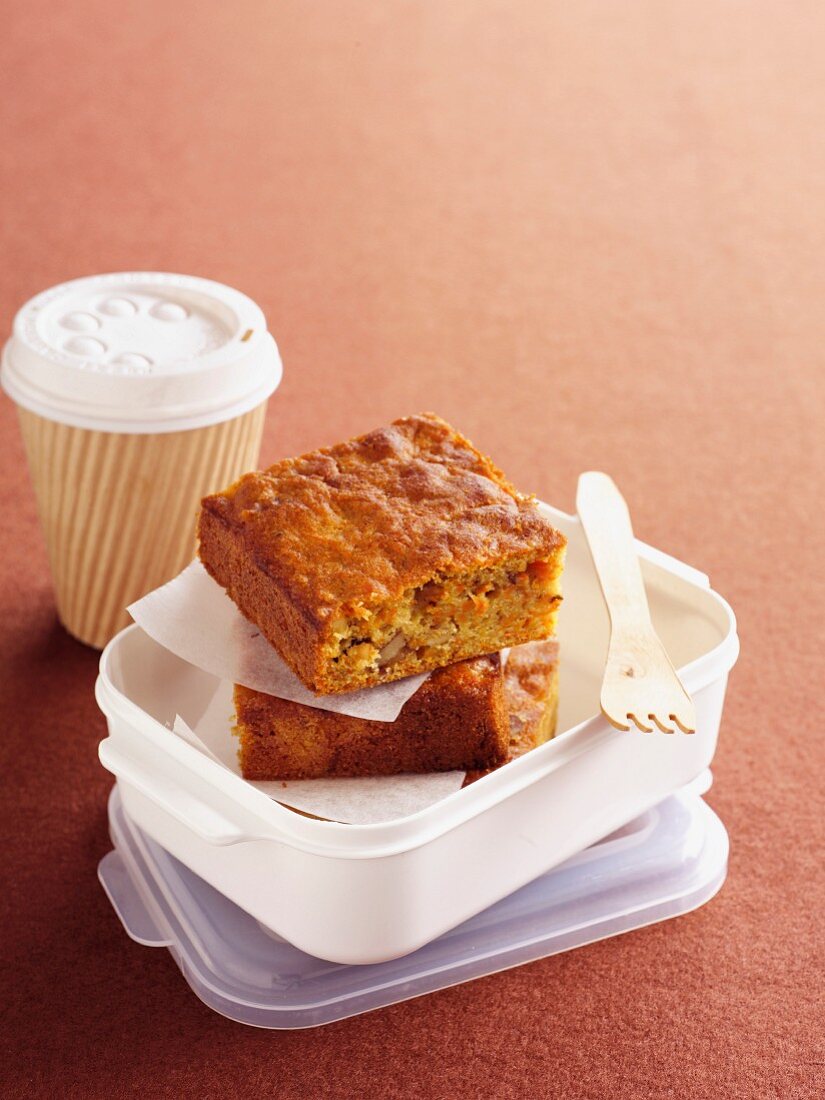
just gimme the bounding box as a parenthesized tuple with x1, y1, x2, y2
(199, 413, 566, 693)
(504, 639, 560, 757)
(234, 653, 509, 780)
(203, 412, 563, 616)
(464, 639, 559, 784)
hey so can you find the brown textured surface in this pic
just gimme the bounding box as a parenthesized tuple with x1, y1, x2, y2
(199, 412, 565, 691)
(1, 3, 823, 1098)
(502, 640, 560, 758)
(464, 640, 559, 786)
(235, 652, 509, 780)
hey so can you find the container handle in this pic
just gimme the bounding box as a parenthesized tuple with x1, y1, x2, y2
(99, 739, 255, 846)
(98, 850, 172, 948)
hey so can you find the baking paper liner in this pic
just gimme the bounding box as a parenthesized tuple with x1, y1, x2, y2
(173, 683, 465, 825)
(129, 561, 429, 722)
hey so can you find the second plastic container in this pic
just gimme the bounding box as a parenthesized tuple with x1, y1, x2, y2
(99, 777, 728, 1028)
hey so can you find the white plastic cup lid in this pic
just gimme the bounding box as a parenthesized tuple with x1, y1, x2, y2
(1, 272, 283, 433)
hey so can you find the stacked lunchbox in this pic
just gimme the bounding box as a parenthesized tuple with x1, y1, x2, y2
(96, 501, 738, 1025)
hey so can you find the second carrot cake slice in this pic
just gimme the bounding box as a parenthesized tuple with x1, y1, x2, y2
(234, 641, 560, 781)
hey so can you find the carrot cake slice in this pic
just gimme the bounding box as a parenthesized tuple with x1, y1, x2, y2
(199, 413, 565, 694)
(234, 652, 509, 780)
(234, 640, 559, 782)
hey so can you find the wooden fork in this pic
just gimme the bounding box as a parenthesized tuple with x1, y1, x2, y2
(576, 472, 696, 734)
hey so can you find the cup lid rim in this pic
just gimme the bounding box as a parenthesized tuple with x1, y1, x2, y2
(1, 272, 283, 433)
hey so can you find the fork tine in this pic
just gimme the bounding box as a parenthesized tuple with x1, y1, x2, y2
(670, 711, 696, 735)
(628, 712, 654, 733)
(649, 713, 675, 734)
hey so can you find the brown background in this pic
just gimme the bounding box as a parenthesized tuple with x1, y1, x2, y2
(1, 3, 823, 1098)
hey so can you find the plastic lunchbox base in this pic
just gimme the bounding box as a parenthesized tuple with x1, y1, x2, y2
(98, 776, 728, 1029)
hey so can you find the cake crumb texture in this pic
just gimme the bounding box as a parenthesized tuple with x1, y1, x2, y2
(200, 413, 566, 692)
(234, 652, 509, 779)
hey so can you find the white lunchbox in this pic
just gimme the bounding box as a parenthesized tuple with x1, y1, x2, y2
(99, 779, 728, 1028)
(97, 502, 738, 964)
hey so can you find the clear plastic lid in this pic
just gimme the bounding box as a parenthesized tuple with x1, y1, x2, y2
(1, 273, 282, 432)
(98, 775, 727, 1029)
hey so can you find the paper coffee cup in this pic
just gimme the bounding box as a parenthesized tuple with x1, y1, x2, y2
(2, 272, 283, 648)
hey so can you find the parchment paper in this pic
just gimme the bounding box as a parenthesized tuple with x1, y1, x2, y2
(129, 561, 428, 722)
(172, 682, 466, 825)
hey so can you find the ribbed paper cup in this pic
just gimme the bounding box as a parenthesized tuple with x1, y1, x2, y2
(17, 403, 267, 648)
(3, 273, 283, 649)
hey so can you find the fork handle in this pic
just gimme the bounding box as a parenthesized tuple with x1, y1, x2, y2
(576, 472, 652, 632)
